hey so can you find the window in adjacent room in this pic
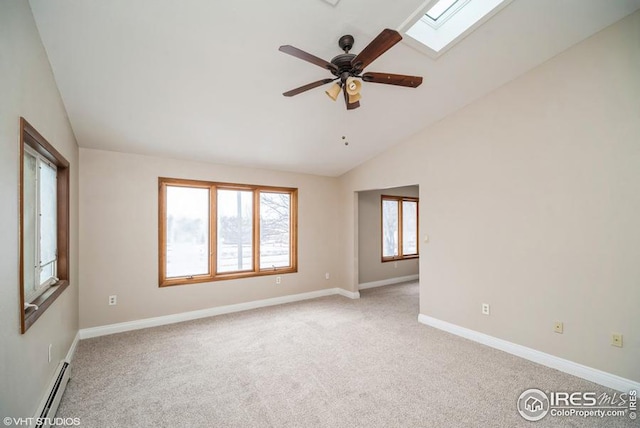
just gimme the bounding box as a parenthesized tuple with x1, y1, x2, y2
(159, 178, 297, 286)
(381, 195, 419, 261)
(20, 118, 70, 333)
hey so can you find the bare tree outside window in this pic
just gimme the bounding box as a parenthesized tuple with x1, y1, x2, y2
(260, 192, 291, 269)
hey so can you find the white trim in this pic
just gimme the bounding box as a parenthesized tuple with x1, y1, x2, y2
(418, 314, 640, 393)
(80, 288, 356, 339)
(64, 331, 80, 362)
(359, 274, 419, 290)
(336, 288, 360, 299)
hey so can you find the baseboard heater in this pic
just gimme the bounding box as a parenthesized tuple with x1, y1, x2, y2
(32, 361, 70, 428)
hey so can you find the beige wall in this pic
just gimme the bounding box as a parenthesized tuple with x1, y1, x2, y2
(0, 1, 80, 418)
(358, 186, 419, 284)
(78, 148, 342, 328)
(339, 12, 640, 381)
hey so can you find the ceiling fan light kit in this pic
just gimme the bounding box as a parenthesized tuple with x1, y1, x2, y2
(345, 77, 361, 95)
(325, 82, 342, 101)
(279, 29, 423, 110)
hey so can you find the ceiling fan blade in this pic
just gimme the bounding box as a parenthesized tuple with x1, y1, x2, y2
(362, 72, 423, 88)
(343, 85, 360, 110)
(283, 78, 336, 97)
(279, 45, 338, 73)
(351, 29, 402, 71)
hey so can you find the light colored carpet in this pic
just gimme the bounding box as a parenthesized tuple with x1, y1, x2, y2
(57, 282, 635, 427)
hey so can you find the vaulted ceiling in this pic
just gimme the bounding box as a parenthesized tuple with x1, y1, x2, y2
(29, 0, 640, 176)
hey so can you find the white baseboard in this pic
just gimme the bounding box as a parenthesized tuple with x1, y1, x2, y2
(65, 331, 80, 362)
(80, 288, 357, 339)
(337, 288, 360, 299)
(418, 314, 640, 393)
(359, 274, 419, 290)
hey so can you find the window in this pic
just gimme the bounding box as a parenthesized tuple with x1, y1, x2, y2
(381, 196, 418, 261)
(217, 188, 253, 273)
(425, 0, 467, 23)
(402, 0, 511, 57)
(23, 146, 58, 301)
(19, 118, 70, 333)
(159, 178, 297, 286)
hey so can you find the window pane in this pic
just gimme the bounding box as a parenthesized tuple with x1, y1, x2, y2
(217, 189, 253, 273)
(382, 200, 399, 257)
(260, 192, 290, 269)
(23, 152, 38, 300)
(166, 186, 210, 278)
(402, 200, 418, 255)
(39, 161, 57, 275)
(426, 0, 459, 20)
(40, 262, 56, 286)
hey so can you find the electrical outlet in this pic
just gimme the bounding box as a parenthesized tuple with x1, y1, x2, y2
(325, 272, 330, 280)
(48, 344, 52, 363)
(611, 333, 623, 348)
(108, 295, 117, 306)
(276, 276, 281, 285)
(554, 322, 564, 334)
(394, 261, 398, 268)
(481, 303, 490, 315)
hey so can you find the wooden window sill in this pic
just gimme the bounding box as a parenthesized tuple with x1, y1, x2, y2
(23, 280, 69, 333)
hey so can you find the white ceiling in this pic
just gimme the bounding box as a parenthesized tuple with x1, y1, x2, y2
(29, 0, 640, 177)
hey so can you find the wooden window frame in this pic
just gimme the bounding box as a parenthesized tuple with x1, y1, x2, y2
(381, 195, 419, 262)
(158, 177, 298, 287)
(19, 117, 70, 334)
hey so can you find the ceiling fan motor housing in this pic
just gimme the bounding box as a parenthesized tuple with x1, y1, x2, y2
(330, 34, 359, 78)
(331, 53, 357, 78)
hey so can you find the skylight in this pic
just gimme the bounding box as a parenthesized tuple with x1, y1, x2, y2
(426, 0, 460, 21)
(401, 0, 511, 57)
(423, 0, 472, 29)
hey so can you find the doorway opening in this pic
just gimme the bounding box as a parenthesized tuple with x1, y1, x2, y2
(355, 185, 420, 304)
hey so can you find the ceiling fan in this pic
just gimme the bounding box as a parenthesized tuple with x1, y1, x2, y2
(279, 29, 423, 110)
